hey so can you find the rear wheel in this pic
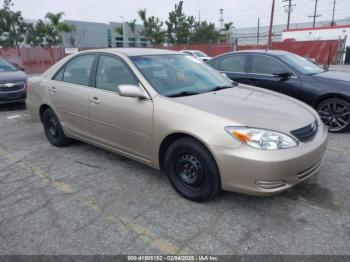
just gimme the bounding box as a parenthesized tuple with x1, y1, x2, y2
(317, 98, 350, 133)
(164, 138, 221, 202)
(42, 108, 71, 147)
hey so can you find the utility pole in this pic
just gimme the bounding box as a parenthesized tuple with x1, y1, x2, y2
(331, 0, 336, 26)
(257, 17, 260, 45)
(219, 9, 224, 30)
(309, 0, 322, 28)
(268, 0, 275, 50)
(198, 10, 201, 23)
(283, 0, 295, 30)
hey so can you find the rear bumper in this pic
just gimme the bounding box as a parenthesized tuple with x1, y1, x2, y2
(211, 124, 328, 196)
(0, 90, 26, 105)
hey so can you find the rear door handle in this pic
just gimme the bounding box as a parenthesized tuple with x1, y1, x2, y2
(90, 97, 100, 104)
(49, 86, 56, 93)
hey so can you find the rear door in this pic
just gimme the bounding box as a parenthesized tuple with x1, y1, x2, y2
(247, 54, 302, 99)
(49, 54, 96, 139)
(210, 54, 250, 84)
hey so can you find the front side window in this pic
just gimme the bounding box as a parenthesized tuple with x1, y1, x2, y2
(279, 53, 324, 75)
(62, 55, 95, 86)
(251, 55, 286, 75)
(131, 54, 234, 97)
(219, 55, 246, 72)
(95, 55, 138, 92)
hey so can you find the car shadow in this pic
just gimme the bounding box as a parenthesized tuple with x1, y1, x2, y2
(0, 102, 26, 112)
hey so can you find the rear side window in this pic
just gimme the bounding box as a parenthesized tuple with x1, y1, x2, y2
(251, 55, 285, 75)
(219, 55, 246, 72)
(62, 55, 95, 86)
(95, 55, 138, 92)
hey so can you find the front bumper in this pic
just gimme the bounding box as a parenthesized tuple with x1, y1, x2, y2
(0, 90, 26, 105)
(211, 124, 328, 196)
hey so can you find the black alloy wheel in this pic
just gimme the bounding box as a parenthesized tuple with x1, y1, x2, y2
(317, 98, 350, 133)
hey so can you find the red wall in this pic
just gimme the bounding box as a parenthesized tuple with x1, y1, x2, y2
(0, 40, 341, 74)
(166, 40, 340, 65)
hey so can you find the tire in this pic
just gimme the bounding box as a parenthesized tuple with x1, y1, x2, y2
(164, 137, 221, 202)
(316, 98, 350, 133)
(42, 108, 71, 147)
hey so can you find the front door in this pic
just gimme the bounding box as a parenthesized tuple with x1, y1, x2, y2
(247, 54, 302, 99)
(88, 54, 153, 161)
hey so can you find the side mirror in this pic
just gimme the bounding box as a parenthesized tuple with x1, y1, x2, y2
(221, 72, 233, 82)
(117, 84, 149, 99)
(273, 72, 291, 80)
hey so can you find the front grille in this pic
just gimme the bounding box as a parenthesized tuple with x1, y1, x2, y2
(290, 121, 318, 142)
(0, 82, 25, 93)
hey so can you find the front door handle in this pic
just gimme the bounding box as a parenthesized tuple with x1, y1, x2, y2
(246, 79, 259, 85)
(49, 86, 56, 93)
(90, 97, 100, 104)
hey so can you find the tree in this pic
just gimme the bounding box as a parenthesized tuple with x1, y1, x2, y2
(114, 25, 123, 36)
(26, 19, 59, 47)
(189, 21, 221, 43)
(0, 0, 29, 52)
(221, 22, 234, 42)
(166, 1, 190, 44)
(138, 8, 165, 45)
(45, 12, 75, 47)
(128, 19, 137, 46)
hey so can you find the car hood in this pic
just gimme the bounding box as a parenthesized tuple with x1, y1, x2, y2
(0, 70, 27, 83)
(312, 70, 350, 83)
(173, 85, 317, 134)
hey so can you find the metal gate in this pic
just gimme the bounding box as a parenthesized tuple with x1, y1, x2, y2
(345, 47, 350, 65)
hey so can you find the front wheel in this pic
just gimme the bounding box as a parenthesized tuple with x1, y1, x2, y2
(164, 138, 221, 202)
(317, 98, 350, 133)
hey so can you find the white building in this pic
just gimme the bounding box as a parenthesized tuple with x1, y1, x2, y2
(282, 25, 350, 47)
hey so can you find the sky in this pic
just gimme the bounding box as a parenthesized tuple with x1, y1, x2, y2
(6, 0, 350, 28)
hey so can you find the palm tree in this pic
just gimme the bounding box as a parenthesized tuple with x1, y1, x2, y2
(221, 22, 234, 42)
(128, 19, 137, 46)
(45, 12, 75, 48)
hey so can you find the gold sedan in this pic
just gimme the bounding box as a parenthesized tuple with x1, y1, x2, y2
(26, 48, 328, 201)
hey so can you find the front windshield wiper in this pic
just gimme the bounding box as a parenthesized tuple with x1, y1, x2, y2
(210, 85, 235, 92)
(168, 91, 200, 98)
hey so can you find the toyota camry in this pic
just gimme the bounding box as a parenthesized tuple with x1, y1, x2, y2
(26, 48, 328, 201)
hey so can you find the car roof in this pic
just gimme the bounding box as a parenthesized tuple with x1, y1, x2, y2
(79, 48, 180, 57)
(221, 49, 292, 56)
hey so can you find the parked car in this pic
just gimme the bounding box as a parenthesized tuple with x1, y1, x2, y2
(207, 50, 350, 133)
(0, 58, 27, 105)
(180, 50, 212, 61)
(26, 48, 327, 201)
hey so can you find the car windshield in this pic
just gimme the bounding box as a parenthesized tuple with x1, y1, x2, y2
(131, 54, 234, 97)
(279, 53, 324, 75)
(0, 59, 17, 72)
(193, 51, 207, 57)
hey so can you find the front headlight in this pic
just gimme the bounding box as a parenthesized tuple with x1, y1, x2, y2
(225, 127, 298, 150)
